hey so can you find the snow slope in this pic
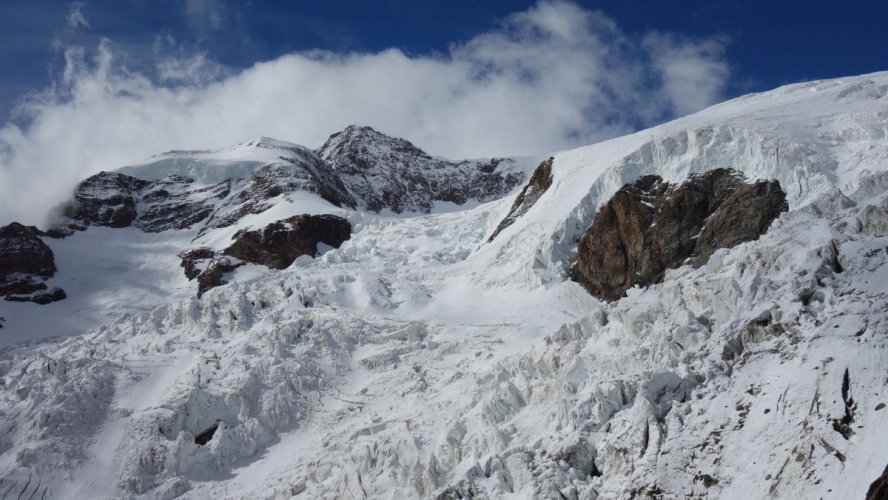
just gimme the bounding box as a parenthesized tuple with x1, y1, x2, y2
(0, 129, 529, 347)
(1, 72, 888, 499)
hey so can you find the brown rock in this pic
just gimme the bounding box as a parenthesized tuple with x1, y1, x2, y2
(179, 247, 217, 281)
(196, 257, 245, 298)
(223, 214, 351, 269)
(572, 169, 787, 301)
(181, 214, 352, 296)
(488, 157, 554, 242)
(694, 179, 789, 264)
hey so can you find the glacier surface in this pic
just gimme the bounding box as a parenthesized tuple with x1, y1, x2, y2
(1, 73, 888, 499)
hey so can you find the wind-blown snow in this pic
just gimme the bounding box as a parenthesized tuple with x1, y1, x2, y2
(1, 72, 888, 499)
(117, 138, 312, 184)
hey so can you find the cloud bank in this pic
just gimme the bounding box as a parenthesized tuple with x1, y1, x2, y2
(0, 1, 730, 226)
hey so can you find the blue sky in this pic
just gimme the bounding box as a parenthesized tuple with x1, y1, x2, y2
(2, 0, 886, 122)
(0, 0, 886, 225)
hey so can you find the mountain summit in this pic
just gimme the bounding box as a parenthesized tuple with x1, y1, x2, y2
(1, 73, 888, 499)
(318, 124, 525, 212)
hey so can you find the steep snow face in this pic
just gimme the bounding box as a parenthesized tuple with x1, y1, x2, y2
(0, 127, 528, 344)
(1, 73, 888, 499)
(117, 137, 313, 185)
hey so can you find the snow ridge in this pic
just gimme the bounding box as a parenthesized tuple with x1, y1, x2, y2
(0, 72, 887, 499)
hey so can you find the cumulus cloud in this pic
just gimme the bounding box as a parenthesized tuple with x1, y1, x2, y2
(0, 1, 731, 226)
(644, 32, 729, 116)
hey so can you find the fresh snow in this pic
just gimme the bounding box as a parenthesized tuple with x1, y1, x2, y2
(1, 72, 888, 499)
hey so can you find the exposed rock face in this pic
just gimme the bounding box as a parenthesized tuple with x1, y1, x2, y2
(488, 157, 554, 241)
(572, 169, 787, 301)
(318, 125, 524, 213)
(180, 215, 351, 296)
(223, 215, 351, 269)
(56, 172, 229, 234)
(0, 223, 66, 304)
(179, 247, 217, 281)
(867, 463, 888, 500)
(694, 180, 792, 264)
(199, 161, 355, 234)
(136, 175, 230, 232)
(180, 247, 245, 297)
(196, 257, 244, 298)
(52, 127, 523, 239)
(67, 172, 149, 229)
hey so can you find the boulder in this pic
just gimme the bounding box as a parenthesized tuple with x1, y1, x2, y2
(179, 247, 217, 281)
(572, 169, 787, 301)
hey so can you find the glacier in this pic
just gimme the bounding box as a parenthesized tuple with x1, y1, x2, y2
(0, 72, 887, 499)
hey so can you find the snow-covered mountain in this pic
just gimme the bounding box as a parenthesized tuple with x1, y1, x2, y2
(1, 73, 888, 499)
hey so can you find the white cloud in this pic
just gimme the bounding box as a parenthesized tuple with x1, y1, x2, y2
(153, 34, 227, 84)
(644, 32, 730, 116)
(66, 2, 90, 30)
(0, 1, 731, 227)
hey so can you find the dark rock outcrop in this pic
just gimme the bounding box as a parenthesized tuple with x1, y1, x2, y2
(694, 180, 791, 264)
(318, 125, 525, 213)
(196, 257, 244, 298)
(0, 223, 66, 304)
(179, 247, 217, 281)
(55, 172, 229, 234)
(223, 214, 351, 269)
(181, 214, 351, 296)
(867, 463, 888, 500)
(136, 175, 231, 232)
(51, 127, 524, 239)
(200, 161, 355, 234)
(68, 172, 149, 229)
(179, 248, 245, 297)
(572, 169, 787, 301)
(489, 157, 554, 241)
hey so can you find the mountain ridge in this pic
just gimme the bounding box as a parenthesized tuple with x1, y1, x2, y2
(0, 72, 887, 499)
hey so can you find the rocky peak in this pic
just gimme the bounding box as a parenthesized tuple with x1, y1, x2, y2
(317, 125, 432, 170)
(572, 168, 788, 301)
(317, 125, 525, 213)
